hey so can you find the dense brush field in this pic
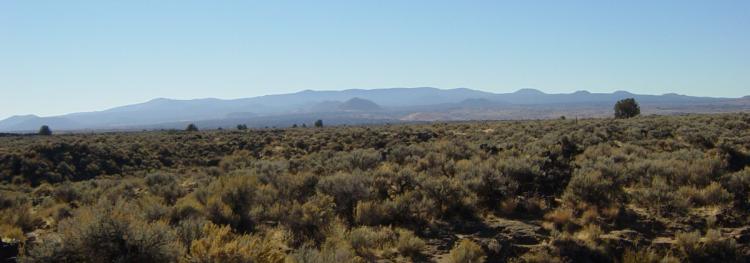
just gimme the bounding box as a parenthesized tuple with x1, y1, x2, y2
(2, 113, 750, 262)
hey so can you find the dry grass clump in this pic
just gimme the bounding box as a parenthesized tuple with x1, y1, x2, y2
(544, 207, 576, 232)
(675, 230, 741, 263)
(448, 239, 486, 263)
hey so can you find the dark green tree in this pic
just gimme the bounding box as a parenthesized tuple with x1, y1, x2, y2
(237, 124, 248, 130)
(614, 98, 640, 119)
(38, 125, 52, 136)
(314, 119, 323, 128)
(186, 123, 199, 132)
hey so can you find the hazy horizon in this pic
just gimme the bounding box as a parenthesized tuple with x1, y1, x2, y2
(2, 1, 749, 120)
(3, 86, 748, 120)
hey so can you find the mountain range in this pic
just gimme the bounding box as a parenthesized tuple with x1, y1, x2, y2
(2, 87, 749, 132)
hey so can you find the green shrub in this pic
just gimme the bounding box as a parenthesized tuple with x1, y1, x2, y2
(620, 248, 676, 263)
(0, 203, 43, 232)
(287, 245, 365, 263)
(448, 239, 486, 263)
(614, 98, 640, 119)
(186, 123, 199, 132)
(338, 149, 381, 171)
(512, 247, 564, 263)
(563, 170, 619, 207)
(280, 194, 336, 244)
(24, 201, 182, 263)
(698, 182, 733, 205)
(701, 229, 740, 263)
(348, 226, 395, 253)
(317, 171, 372, 220)
(38, 125, 52, 136)
(218, 150, 256, 172)
(723, 168, 750, 205)
(456, 160, 519, 209)
(52, 183, 80, 203)
(176, 217, 208, 248)
(354, 201, 392, 226)
(632, 176, 689, 216)
(137, 195, 170, 221)
(170, 195, 205, 223)
(675, 230, 741, 263)
(420, 175, 477, 219)
(395, 229, 425, 259)
(203, 175, 260, 231)
(145, 172, 186, 204)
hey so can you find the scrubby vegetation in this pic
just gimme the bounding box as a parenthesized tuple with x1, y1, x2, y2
(1, 113, 750, 262)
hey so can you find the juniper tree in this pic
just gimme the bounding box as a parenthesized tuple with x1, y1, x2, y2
(614, 98, 640, 119)
(38, 125, 52, 136)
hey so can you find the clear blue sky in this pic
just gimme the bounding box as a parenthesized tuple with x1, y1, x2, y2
(1, 1, 749, 119)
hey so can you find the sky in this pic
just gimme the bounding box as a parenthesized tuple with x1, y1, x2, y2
(1, 1, 749, 119)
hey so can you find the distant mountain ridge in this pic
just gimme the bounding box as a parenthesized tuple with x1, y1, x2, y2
(336, 98, 382, 111)
(1, 88, 748, 132)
